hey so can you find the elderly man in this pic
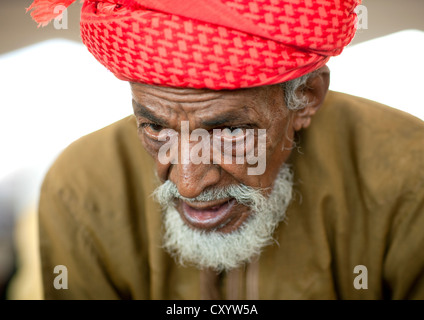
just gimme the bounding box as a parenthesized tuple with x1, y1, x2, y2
(28, 0, 424, 300)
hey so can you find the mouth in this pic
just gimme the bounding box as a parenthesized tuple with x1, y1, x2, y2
(178, 198, 238, 231)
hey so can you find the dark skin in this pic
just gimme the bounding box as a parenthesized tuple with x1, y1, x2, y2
(131, 66, 330, 233)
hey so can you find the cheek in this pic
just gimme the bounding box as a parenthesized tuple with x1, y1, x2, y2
(138, 132, 157, 157)
(138, 133, 171, 180)
(216, 141, 292, 189)
(241, 126, 294, 188)
(269, 121, 295, 160)
(264, 140, 293, 186)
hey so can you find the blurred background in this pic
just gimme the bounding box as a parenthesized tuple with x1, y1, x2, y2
(0, 0, 423, 299)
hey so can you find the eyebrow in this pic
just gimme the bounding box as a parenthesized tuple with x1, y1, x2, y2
(201, 110, 253, 128)
(133, 99, 254, 128)
(132, 100, 169, 127)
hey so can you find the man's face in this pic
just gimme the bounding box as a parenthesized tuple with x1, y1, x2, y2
(131, 82, 296, 234)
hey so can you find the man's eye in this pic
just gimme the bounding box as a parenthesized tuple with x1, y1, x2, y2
(221, 127, 245, 138)
(143, 123, 163, 132)
(140, 123, 164, 139)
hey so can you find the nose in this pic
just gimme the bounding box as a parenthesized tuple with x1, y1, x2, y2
(169, 162, 221, 199)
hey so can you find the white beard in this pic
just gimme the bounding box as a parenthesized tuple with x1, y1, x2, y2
(155, 164, 294, 272)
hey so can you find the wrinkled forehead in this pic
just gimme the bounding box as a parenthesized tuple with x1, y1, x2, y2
(130, 82, 282, 109)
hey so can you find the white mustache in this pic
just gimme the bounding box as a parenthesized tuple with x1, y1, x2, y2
(153, 179, 268, 209)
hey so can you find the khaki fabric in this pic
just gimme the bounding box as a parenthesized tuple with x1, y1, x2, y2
(38, 91, 424, 299)
(7, 206, 43, 300)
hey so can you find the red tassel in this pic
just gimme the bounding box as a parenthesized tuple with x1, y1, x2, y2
(26, 0, 78, 27)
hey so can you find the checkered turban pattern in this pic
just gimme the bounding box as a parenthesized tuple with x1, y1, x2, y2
(28, 0, 361, 89)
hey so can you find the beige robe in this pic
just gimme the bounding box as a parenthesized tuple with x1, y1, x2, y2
(38, 91, 424, 299)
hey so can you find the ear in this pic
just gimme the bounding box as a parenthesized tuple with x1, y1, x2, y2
(292, 65, 330, 131)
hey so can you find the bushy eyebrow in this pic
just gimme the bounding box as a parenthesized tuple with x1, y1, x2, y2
(133, 99, 255, 129)
(201, 110, 253, 128)
(132, 99, 169, 127)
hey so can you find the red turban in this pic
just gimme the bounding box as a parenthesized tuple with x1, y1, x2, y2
(28, 0, 360, 89)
